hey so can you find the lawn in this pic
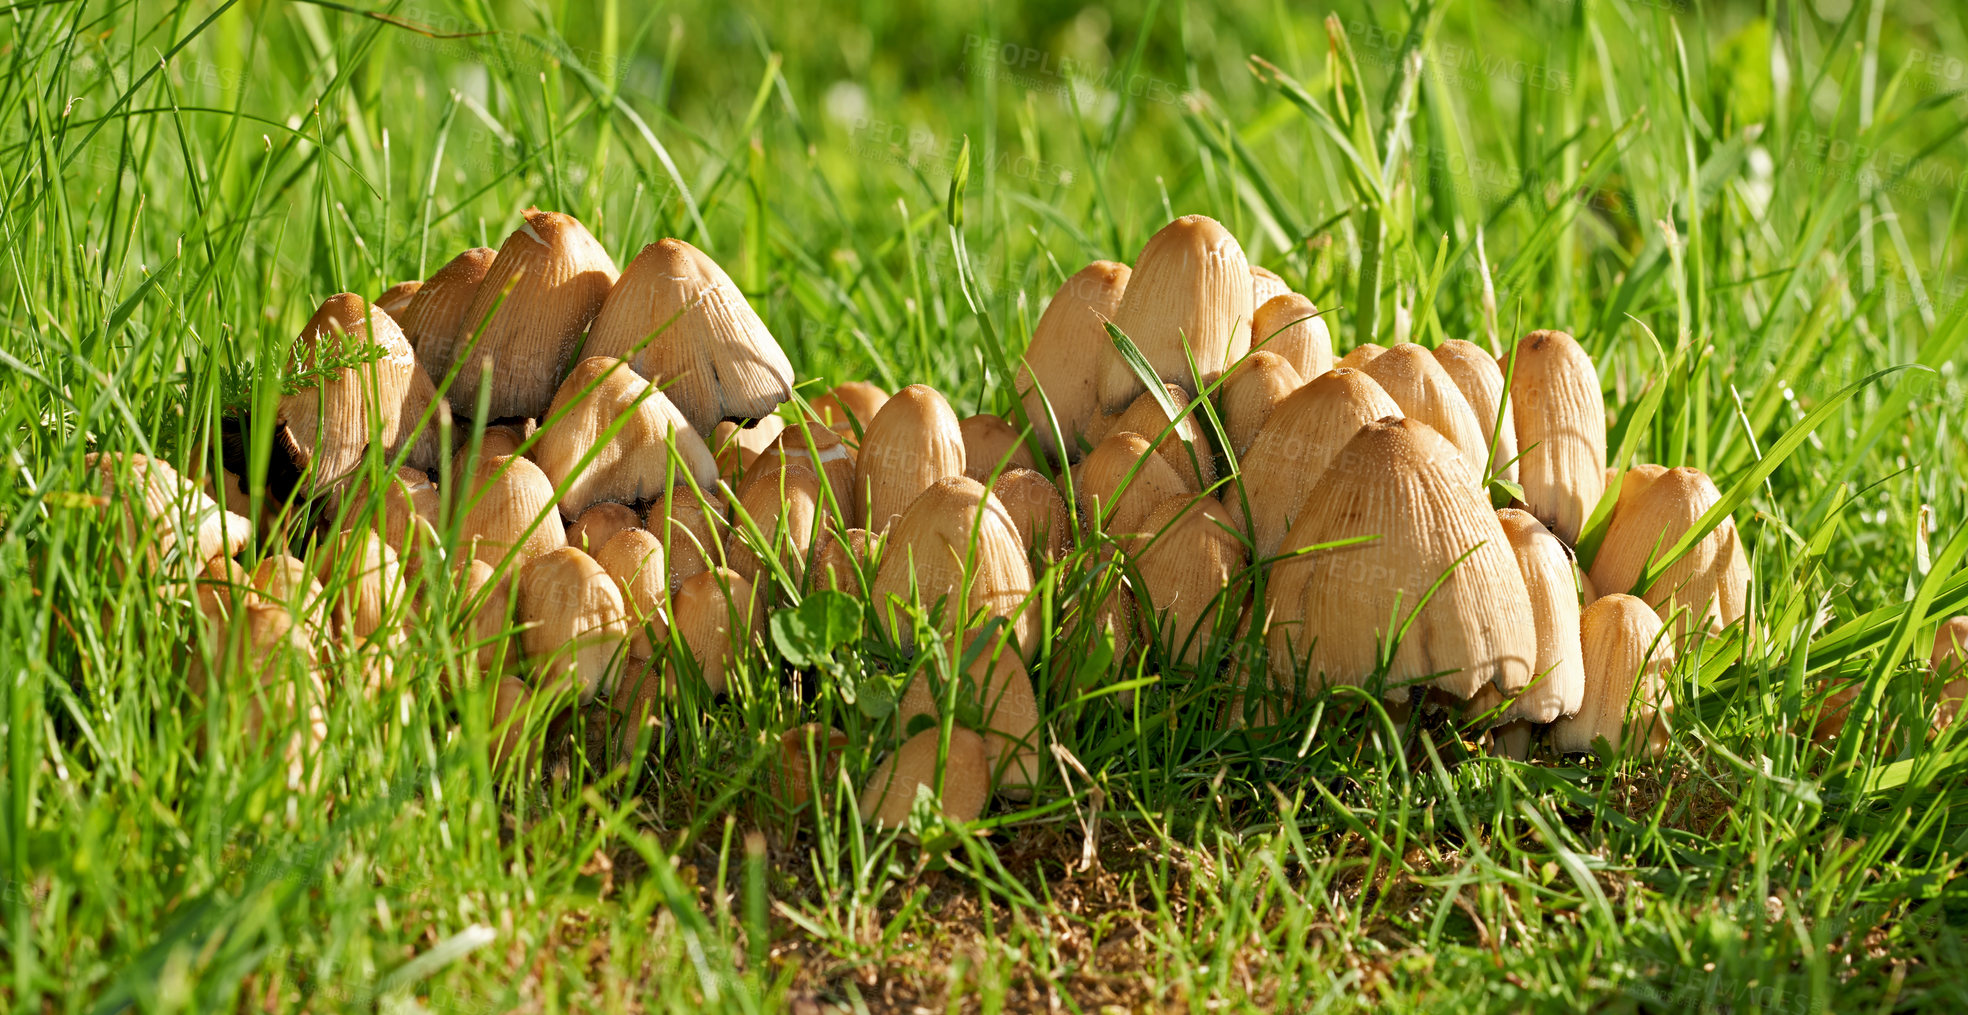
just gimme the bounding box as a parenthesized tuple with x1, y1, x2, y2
(4, 0, 1968, 1011)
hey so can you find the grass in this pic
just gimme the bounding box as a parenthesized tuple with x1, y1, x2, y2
(4, 0, 1968, 1010)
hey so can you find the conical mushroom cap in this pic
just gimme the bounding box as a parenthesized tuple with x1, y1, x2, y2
(754, 420, 856, 523)
(88, 453, 253, 576)
(585, 237, 794, 436)
(645, 491, 729, 587)
(400, 246, 496, 383)
(859, 726, 990, 828)
(189, 600, 323, 741)
(277, 293, 419, 487)
(1265, 417, 1536, 702)
(1106, 384, 1216, 492)
(1361, 343, 1492, 485)
(810, 380, 890, 437)
(854, 383, 965, 532)
(896, 634, 1042, 800)
(489, 675, 533, 771)
(1220, 350, 1302, 456)
(871, 476, 1036, 663)
(1551, 593, 1674, 756)
(375, 280, 421, 320)
(1250, 265, 1292, 308)
(311, 526, 406, 652)
(392, 362, 442, 473)
(251, 553, 324, 621)
(533, 357, 718, 519)
(516, 546, 629, 702)
(1016, 261, 1129, 463)
(806, 526, 875, 594)
(193, 556, 256, 624)
(991, 468, 1072, 562)
(453, 424, 527, 478)
(1072, 431, 1192, 538)
(1495, 508, 1585, 723)
(567, 501, 643, 554)
(336, 466, 440, 562)
(1613, 463, 1669, 520)
(725, 462, 824, 587)
(1129, 494, 1248, 665)
(1335, 342, 1386, 370)
(595, 528, 670, 659)
(1251, 292, 1333, 382)
(451, 210, 619, 420)
(1224, 367, 1400, 561)
(959, 414, 1037, 482)
(1504, 330, 1606, 543)
(458, 454, 567, 571)
(460, 558, 515, 673)
(1100, 216, 1253, 409)
(1588, 466, 1748, 640)
(1434, 339, 1518, 484)
(666, 566, 763, 695)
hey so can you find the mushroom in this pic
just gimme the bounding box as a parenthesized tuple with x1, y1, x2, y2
(1219, 350, 1302, 456)
(399, 246, 496, 384)
(310, 526, 406, 647)
(725, 462, 824, 587)
(896, 633, 1042, 799)
(959, 414, 1037, 482)
(1015, 261, 1130, 463)
(991, 468, 1072, 562)
(452, 423, 527, 478)
(531, 356, 719, 520)
(1071, 431, 1192, 538)
(1503, 329, 1606, 543)
(754, 420, 856, 523)
(711, 415, 788, 490)
(810, 380, 891, 439)
(854, 383, 965, 532)
(1099, 215, 1253, 410)
(189, 601, 328, 766)
(1129, 494, 1247, 665)
(1360, 343, 1492, 486)
(806, 526, 875, 594)
(666, 567, 764, 695)
(1933, 617, 1968, 731)
(645, 490, 730, 586)
(489, 675, 534, 771)
(584, 237, 795, 437)
(275, 293, 432, 488)
(193, 556, 255, 624)
(1250, 265, 1292, 308)
(251, 553, 325, 631)
(776, 723, 850, 810)
(1222, 367, 1400, 561)
(375, 280, 422, 319)
(566, 501, 643, 554)
(1250, 292, 1333, 382)
(451, 210, 619, 420)
(1335, 342, 1386, 370)
(1551, 593, 1675, 757)
(594, 528, 670, 660)
(859, 726, 990, 828)
(457, 454, 567, 571)
(871, 476, 1036, 664)
(1264, 417, 1536, 705)
(87, 452, 253, 577)
(1434, 339, 1518, 484)
(1103, 384, 1216, 492)
(460, 558, 516, 674)
(1588, 466, 1749, 640)
(1495, 509, 1586, 724)
(334, 466, 442, 578)
(516, 546, 630, 703)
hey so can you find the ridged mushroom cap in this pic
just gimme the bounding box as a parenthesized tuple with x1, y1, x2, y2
(725, 462, 824, 587)
(1223, 367, 1400, 561)
(584, 237, 794, 436)
(1361, 343, 1492, 485)
(854, 383, 965, 532)
(810, 380, 891, 437)
(644, 491, 729, 587)
(806, 526, 875, 594)
(1250, 265, 1291, 308)
(1495, 509, 1586, 723)
(194, 556, 255, 624)
(594, 528, 670, 659)
(453, 424, 527, 478)
(1100, 215, 1253, 409)
(460, 558, 515, 673)
(1250, 292, 1333, 382)
(189, 600, 324, 742)
(859, 726, 990, 828)
(567, 501, 643, 554)
(1335, 342, 1387, 370)
(375, 280, 422, 319)
(896, 634, 1042, 800)
(1264, 417, 1536, 703)
(276, 293, 420, 487)
(400, 246, 496, 383)
(251, 553, 324, 620)
(335, 466, 440, 568)
(458, 454, 567, 571)
(959, 414, 1037, 482)
(753, 421, 856, 523)
(991, 468, 1072, 562)
(1105, 384, 1216, 492)
(1071, 431, 1192, 538)
(1434, 339, 1518, 485)
(532, 356, 718, 519)
(1128, 494, 1248, 665)
(310, 526, 406, 645)
(1504, 330, 1606, 543)
(87, 453, 253, 575)
(1219, 350, 1303, 456)
(1587, 466, 1749, 640)
(1551, 593, 1675, 756)
(516, 546, 630, 702)
(1934, 617, 1968, 732)
(1016, 261, 1129, 463)
(451, 210, 619, 420)
(871, 476, 1037, 664)
(666, 566, 763, 695)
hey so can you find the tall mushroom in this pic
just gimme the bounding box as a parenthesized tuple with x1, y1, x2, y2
(1434, 339, 1518, 484)
(1551, 594, 1675, 757)
(959, 414, 1037, 482)
(400, 246, 496, 384)
(854, 383, 965, 532)
(1071, 431, 1192, 539)
(1103, 384, 1216, 492)
(726, 462, 825, 587)
(1250, 292, 1333, 382)
(1129, 494, 1247, 665)
(531, 356, 718, 519)
(1504, 330, 1606, 543)
(450, 210, 619, 420)
(1099, 216, 1253, 410)
(1015, 261, 1129, 463)
(457, 454, 567, 571)
(1495, 509, 1586, 724)
(871, 476, 1037, 664)
(1360, 343, 1492, 486)
(666, 567, 764, 695)
(1219, 350, 1302, 457)
(516, 546, 630, 702)
(1588, 465, 1749, 640)
(276, 293, 429, 488)
(1223, 367, 1400, 561)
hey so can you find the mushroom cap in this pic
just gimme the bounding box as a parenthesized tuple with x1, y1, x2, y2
(1071, 431, 1192, 539)
(451, 210, 619, 420)
(666, 567, 763, 695)
(516, 546, 630, 702)
(775, 723, 850, 810)
(959, 414, 1037, 482)
(1105, 384, 1216, 492)
(810, 381, 890, 438)
(594, 527, 670, 658)
(724, 462, 825, 587)
(1016, 261, 1130, 463)
(458, 454, 567, 572)
(567, 501, 643, 554)
(1100, 215, 1253, 410)
(533, 356, 719, 519)
(1933, 617, 1968, 678)
(1265, 417, 1536, 703)
(753, 420, 856, 523)
(1250, 292, 1333, 382)
(858, 726, 990, 828)
(336, 466, 441, 563)
(1587, 466, 1748, 639)
(251, 553, 324, 620)
(896, 634, 1042, 799)
(1434, 339, 1518, 485)
(276, 293, 420, 488)
(88, 452, 253, 575)
(1129, 494, 1248, 665)
(375, 280, 422, 319)
(644, 491, 729, 587)
(194, 556, 255, 624)
(1335, 342, 1387, 370)
(1250, 265, 1292, 308)
(489, 675, 533, 771)
(1551, 593, 1675, 756)
(1495, 508, 1586, 723)
(1219, 350, 1303, 456)
(1223, 367, 1401, 562)
(584, 237, 794, 436)
(1504, 329, 1606, 543)
(189, 600, 324, 742)
(871, 476, 1037, 664)
(453, 424, 528, 478)
(854, 383, 965, 533)
(400, 246, 496, 384)
(310, 525, 406, 646)
(806, 526, 875, 594)
(991, 468, 1072, 562)
(1360, 343, 1492, 485)
(460, 558, 516, 673)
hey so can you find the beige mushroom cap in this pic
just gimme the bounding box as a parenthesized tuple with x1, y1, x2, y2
(859, 726, 990, 828)
(811, 380, 891, 437)
(1360, 343, 1492, 486)
(991, 468, 1072, 562)
(1104, 384, 1216, 492)
(1219, 350, 1303, 457)
(1495, 508, 1586, 724)
(1250, 292, 1333, 382)
(532, 356, 719, 520)
(1223, 367, 1400, 562)
(1551, 593, 1675, 756)
(375, 280, 422, 320)
(666, 566, 764, 695)
(725, 462, 825, 587)
(87, 452, 253, 576)
(1504, 329, 1606, 544)
(1100, 215, 1254, 410)
(1434, 339, 1518, 485)
(458, 454, 567, 572)
(567, 501, 643, 554)
(1070, 431, 1192, 540)
(1588, 465, 1749, 640)
(276, 293, 421, 488)
(516, 546, 630, 702)
(400, 246, 496, 384)
(959, 414, 1037, 482)
(854, 383, 965, 533)
(871, 476, 1037, 664)
(1129, 494, 1248, 665)
(451, 210, 619, 420)
(594, 528, 670, 659)
(1016, 261, 1130, 463)
(1335, 342, 1386, 371)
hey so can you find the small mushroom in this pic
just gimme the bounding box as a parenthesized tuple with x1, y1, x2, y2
(567, 501, 643, 554)
(810, 380, 891, 438)
(276, 294, 429, 488)
(871, 476, 1036, 663)
(1550, 594, 1675, 757)
(896, 634, 1043, 799)
(516, 546, 630, 703)
(991, 468, 1072, 562)
(725, 462, 825, 587)
(451, 210, 619, 420)
(1335, 342, 1386, 370)
(460, 558, 516, 674)
(806, 526, 875, 594)
(775, 723, 850, 810)
(457, 454, 567, 571)
(1588, 465, 1749, 640)
(584, 237, 795, 436)
(194, 556, 255, 623)
(1932, 617, 1968, 732)
(251, 554, 324, 630)
(1250, 292, 1333, 382)
(1100, 215, 1253, 410)
(1495, 509, 1586, 724)
(1249, 265, 1292, 309)
(1219, 350, 1302, 456)
(754, 420, 856, 523)
(1504, 330, 1606, 543)
(189, 601, 327, 758)
(1129, 494, 1247, 665)
(532, 356, 719, 520)
(453, 424, 527, 478)
(859, 726, 990, 828)
(399, 246, 496, 384)
(1071, 431, 1191, 538)
(854, 383, 965, 532)
(666, 567, 764, 695)
(1105, 384, 1216, 492)
(959, 414, 1037, 482)
(88, 452, 253, 577)
(645, 491, 730, 586)
(1434, 339, 1518, 485)
(310, 526, 406, 647)
(374, 280, 422, 319)
(1016, 261, 1130, 463)
(594, 528, 670, 660)
(1360, 343, 1492, 486)
(1223, 367, 1400, 561)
